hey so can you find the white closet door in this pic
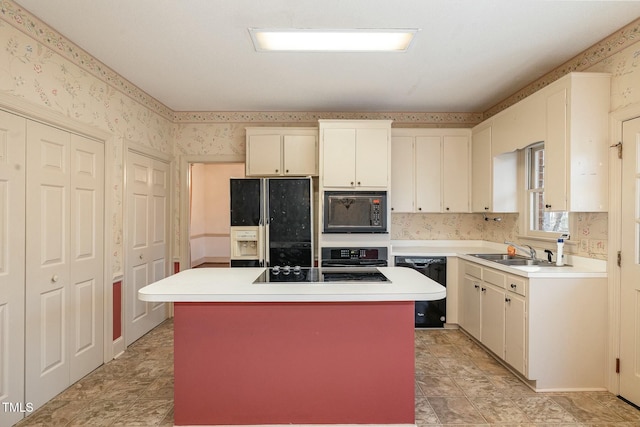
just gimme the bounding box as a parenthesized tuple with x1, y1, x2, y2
(25, 122, 71, 410)
(0, 110, 26, 427)
(69, 133, 104, 383)
(125, 150, 169, 346)
(25, 121, 105, 410)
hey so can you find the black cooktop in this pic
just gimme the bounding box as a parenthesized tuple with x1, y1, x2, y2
(253, 266, 390, 283)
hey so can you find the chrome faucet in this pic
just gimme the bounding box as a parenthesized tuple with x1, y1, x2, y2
(504, 241, 537, 260)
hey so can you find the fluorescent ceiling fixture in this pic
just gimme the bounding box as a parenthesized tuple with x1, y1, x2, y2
(249, 29, 418, 52)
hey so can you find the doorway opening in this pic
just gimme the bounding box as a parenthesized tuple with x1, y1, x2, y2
(189, 162, 245, 268)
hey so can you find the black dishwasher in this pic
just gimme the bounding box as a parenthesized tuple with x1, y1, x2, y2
(395, 256, 447, 328)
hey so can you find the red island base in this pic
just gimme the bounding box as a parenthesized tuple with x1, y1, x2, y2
(173, 301, 416, 426)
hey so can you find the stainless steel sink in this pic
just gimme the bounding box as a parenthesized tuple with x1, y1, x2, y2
(469, 253, 567, 267)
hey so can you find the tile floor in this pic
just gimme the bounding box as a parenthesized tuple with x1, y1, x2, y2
(15, 320, 640, 426)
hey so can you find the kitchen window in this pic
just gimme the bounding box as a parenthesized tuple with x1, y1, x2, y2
(527, 143, 569, 235)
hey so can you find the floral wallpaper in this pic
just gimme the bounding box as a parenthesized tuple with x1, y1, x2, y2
(1, 0, 638, 271)
(391, 212, 609, 260)
(0, 3, 173, 276)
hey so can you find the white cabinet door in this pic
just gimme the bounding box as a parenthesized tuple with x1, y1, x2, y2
(126, 151, 169, 346)
(505, 292, 527, 375)
(25, 121, 105, 410)
(283, 135, 317, 176)
(544, 88, 568, 211)
(415, 136, 441, 212)
(390, 136, 414, 212)
(322, 128, 356, 187)
(461, 275, 481, 340)
(471, 126, 492, 212)
(481, 284, 506, 357)
(442, 136, 470, 212)
(0, 110, 26, 427)
(246, 134, 282, 176)
(355, 128, 389, 187)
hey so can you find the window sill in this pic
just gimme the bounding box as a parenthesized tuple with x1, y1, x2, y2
(516, 234, 576, 248)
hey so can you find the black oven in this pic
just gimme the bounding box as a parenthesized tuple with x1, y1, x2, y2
(321, 247, 388, 267)
(323, 191, 387, 233)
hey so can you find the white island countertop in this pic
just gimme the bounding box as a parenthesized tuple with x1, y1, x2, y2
(138, 266, 446, 303)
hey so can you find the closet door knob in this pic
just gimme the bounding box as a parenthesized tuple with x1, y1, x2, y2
(51, 274, 59, 283)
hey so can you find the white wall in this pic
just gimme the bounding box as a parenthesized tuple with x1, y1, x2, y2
(190, 163, 245, 266)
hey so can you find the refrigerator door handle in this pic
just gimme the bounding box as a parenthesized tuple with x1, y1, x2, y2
(264, 223, 269, 266)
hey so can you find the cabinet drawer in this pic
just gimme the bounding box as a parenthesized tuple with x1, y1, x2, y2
(483, 268, 506, 288)
(464, 262, 482, 279)
(507, 276, 526, 296)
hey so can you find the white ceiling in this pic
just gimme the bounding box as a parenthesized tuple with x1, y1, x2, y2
(13, 0, 640, 113)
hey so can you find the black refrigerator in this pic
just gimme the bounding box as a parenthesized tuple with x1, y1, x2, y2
(229, 177, 313, 267)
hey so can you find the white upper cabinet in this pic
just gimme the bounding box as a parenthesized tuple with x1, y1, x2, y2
(475, 72, 610, 213)
(320, 120, 391, 189)
(471, 123, 517, 213)
(492, 93, 545, 156)
(442, 135, 470, 212)
(541, 73, 611, 212)
(471, 124, 492, 212)
(390, 136, 414, 212)
(246, 127, 318, 176)
(391, 129, 471, 213)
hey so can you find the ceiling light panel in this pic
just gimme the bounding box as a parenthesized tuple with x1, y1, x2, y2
(249, 28, 418, 52)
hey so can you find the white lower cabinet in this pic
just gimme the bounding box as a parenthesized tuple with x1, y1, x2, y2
(459, 260, 607, 390)
(462, 261, 509, 360)
(460, 275, 481, 340)
(480, 282, 506, 357)
(504, 290, 526, 374)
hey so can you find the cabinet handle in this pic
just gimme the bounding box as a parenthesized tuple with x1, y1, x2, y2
(474, 284, 479, 289)
(505, 297, 511, 303)
(481, 287, 486, 292)
(357, 181, 361, 185)
(391, 207, 394, 211)
(484, 207, 489, 211)
(275, 169, 279, 173)
(445, 207, 450, 211)
(510, 283, 517, 289)
(285, 169, 289, 173)
(350, 182, 354, 185)
(418, 207, 422, 211)
(545, 204, 551, 208)
(51, 274, 59, 283)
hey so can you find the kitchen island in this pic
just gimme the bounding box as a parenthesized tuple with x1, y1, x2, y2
(139, 267, 445, 426)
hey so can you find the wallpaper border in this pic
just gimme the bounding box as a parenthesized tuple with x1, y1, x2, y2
(2, 1, 639, 125)
(484, 17, 640, 119)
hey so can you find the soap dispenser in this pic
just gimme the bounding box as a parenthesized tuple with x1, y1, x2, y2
(556, 238, 564, 266)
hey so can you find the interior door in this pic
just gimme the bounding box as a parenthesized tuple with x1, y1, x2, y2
(68, 133, 104, 383)
(620, 116, 640, 406)
(125, 150, 169, 346)
(25, 121, 105, 410)
(0, 110, 26, 427)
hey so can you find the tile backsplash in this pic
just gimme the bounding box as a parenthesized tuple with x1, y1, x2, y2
(391, 212, 607, 260)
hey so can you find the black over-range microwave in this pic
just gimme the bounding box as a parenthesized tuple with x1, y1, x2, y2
(323, 191, 387, 233)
